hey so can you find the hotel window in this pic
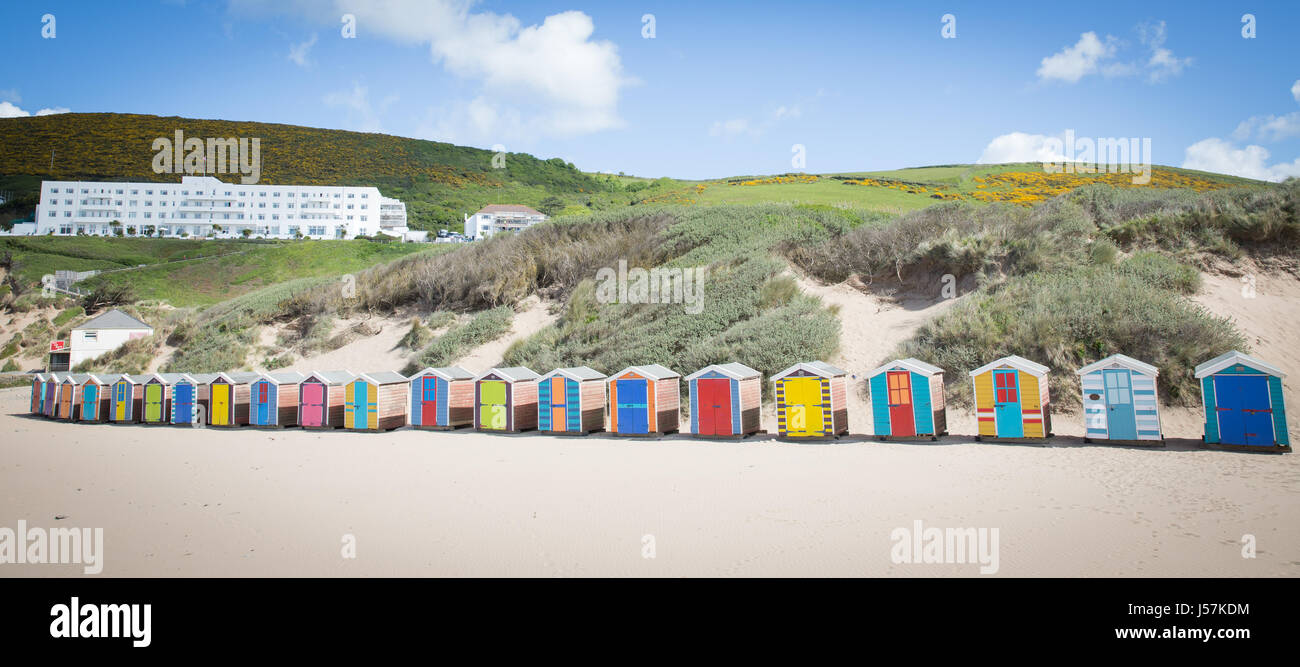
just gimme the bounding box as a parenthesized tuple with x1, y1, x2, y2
(273, 192, 280, 197)
(362, 193, 368, 198)
(131, 189, 139, 195)
(146, 190, 153, 195)
(64, 188, 72, 193)
(60, 225, 73, 234)
(259, 192, 266, 197)
(81, 189, 88, 193)
(160, 190, 168, 195)
(64, 211, 71, 217)
(258, 202, 266, 208)
(182, 191, 189, 195)
(272, 203, 279, 208)
(348, 193, 355, 198)
(272, 214, 279, 220)
(258, 214, 265, 220)
(47, 210, 57, 218)
(361, 216, 367, 221)
(49, 188, 58, 194)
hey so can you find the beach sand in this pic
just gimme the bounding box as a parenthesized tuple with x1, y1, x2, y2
(2, 386, 1297, 578)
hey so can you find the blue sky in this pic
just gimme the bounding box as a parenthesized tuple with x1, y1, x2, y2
(1, 0, 1298, 180)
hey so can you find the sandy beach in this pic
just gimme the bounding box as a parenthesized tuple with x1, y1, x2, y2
(2, 386, 1297, 577)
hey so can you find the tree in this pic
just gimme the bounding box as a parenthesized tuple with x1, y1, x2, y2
(537, 196, 565, 217)
(81, 283, 137, 314)
(0, 251, 25, 299)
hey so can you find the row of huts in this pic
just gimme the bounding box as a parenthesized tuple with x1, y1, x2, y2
(26, 351, 1292, 451)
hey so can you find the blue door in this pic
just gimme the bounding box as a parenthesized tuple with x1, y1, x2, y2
(352, 381, 369, 429)
(993, 370, 1023, 438)
(254, 382, 272, 425)
(617, 379, 648, 434)
(1103, 369, 1137, 440)
(1215, 375, 1273, 446)
(84, 385, 97, 420)
(174, 383, 193, 424)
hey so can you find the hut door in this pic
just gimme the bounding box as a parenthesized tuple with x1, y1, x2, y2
(785, 377, 824, 436)
(1102, 370, 1137, 440)
(887, 371, 915, 437)
(993, 370, 1024, 438)
(616, 379, 649, 434)
(211, 384, 230, 426)
(697, 378, 732, 436)
(421, 377, 440, 426)
(174, 384, 193, 424)
(31, 382, 40, 413)
(1215, 376, 1273, 446)
(45, 384, 55, 416)
(60, 385, 73, 418)
(349, 382, 373, 429)
(114, 384, 127, 420)
(549, 377, 568, 431)
(144, 384, 164, 422)
(301, 383, 325, 427)
(253, 382, 269, 425)
(480, 381, 508, 430)
(83, 385, 97, 420)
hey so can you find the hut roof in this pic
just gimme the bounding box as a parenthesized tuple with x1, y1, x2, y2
(149, 373, 192, 385)
(215, 371, 263, 384)
(304, 370, 356, 385)
(1194, 350, 1285, 379)
(73, 308, 152, 331)
(686, 362, 761, 381)
(61, 373, 92, 384)
(1076, 354, 1159, 377)
(260, 371, 307, 385)
(969, 355, 1050, 378)
(187, 373, 220, 384)
(477, 367, 540, 382)
(542, 366, 607, 382)
(610, 364, 680, 381)
(356, 371, 408, 385)
(86, 373, 122, 384)
(125, 374, 155, 384)
(866, 358, 944, 378)
(410, 366, 475, 381)
(773, 361, 849, 380)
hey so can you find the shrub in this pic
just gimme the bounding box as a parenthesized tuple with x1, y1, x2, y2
(407, 306, 514, 372)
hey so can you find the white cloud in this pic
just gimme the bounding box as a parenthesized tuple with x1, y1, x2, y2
(976, 131, 1068, 164)
(1182, 138, 1300, 182)
(1139, 21, 1192, 82)
(323, 83, 396, 133)
(238, 0, 630, 142)
(1037, 32, 1115, 83)
(1232, 112, 1300, 143)
(1292, 79, 1300, 104)
(709, 118, 751, 138)
(708, 103, 804, 139)
(0, 101, 69, 118)
(288, 33, 317, 68)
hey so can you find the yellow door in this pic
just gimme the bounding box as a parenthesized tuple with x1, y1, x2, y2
(479, 381, 507, 430)
(784, 377, 824, 436)
(211, 384, 230, 426)
(114, 383, 127, 420)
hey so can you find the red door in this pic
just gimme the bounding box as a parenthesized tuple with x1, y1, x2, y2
(420, 377, 438, 425)
(887, 371, 916, 437)
(697, 378, 732, 436)
(301, 382, 325, 426)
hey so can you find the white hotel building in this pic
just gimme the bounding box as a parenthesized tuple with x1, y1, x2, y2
(32, 175, 416, 240)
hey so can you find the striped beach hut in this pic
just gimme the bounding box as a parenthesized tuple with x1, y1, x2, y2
(208, 372, 261, 427)
(110, 374, 148, 423)
(474, 367, 540, 433)
(249, 371, 306, 428)
(30, 373, 45, 414)
(1077, 355, 1163, 445)
(185, 373, 219, 425)
(538, 367, 607, 435)
(344, 372, 408, 432)
(407, 366, 475, 430)
(169, 374, 202, 425)
(607, 365, 681, 437)
(299, 371, 354, 429)
(866, 359, 947, 440)
(686, 363, 762, 438)
(772, 361, 850, 439)
(970, 355, 1052, 441)
(79, 373, 118, 422)
(142, 374, 188, 424)
(1195, 351, 1290, 452)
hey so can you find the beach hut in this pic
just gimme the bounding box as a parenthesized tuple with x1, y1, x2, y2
(474, 367, 540, 433)
(866, 359, 947, 440)
(185, 373, 219, 425)
(607, 365, 681, 437)
(78, 374, 118, 423)
(344, 372, 408, 432)
(407, 366, 475, 430)
(141, 373, 187, 425)
(298, 371, 355, 430)
(538, 367, 607, 435)
(772, 361, 850, 439)
(207, 372, 261, 427)
(43, 373, 62, 418)
(970, 355, 1052, 441)
(1194, 351, 1290, 452)
(686, 363, 762, 438)
(110, 375, 147, 423)
(1077, 354, 1163, 445)
(168, 374, 202, 425)
(30, 373, 45, 415)
(58, 374, 89, 420)
(249, 371, 306, 428)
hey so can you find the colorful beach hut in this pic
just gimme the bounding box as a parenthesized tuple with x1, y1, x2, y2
(185, 373, 219, 425)
(866, 358, 947, 440)
(970, 356, 1052, 441)
(538, 367, 607, 435)
(43, 373, 62, 418)
(58, 374, 88, 420)
(30, 373, 45, 414)
(249, 371, 306, 428)
(474, 367, 540, 433)
(607, 365, 681, 437)
(772, 361, 850, 439)
(110, 374, 147, 423)
(208, 372, 261, 427)
(686, 363, 762, 438)
(78, 374, 118, 423)
(1195, 351, 1290, 451)
(141, 373, 188, 425)
(299, 371, 354, 429)
(169, 374, 201, 425)
(1077, 354, 1163, 445)
(344, 372, 408, 432)
(408, 366, 475, 430)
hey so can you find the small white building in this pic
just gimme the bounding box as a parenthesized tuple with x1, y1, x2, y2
(63, 309, 153, 368)
(464, 205, 547, 239)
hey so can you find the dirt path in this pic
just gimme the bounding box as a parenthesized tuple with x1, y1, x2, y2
(452, 295, 559, 371)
